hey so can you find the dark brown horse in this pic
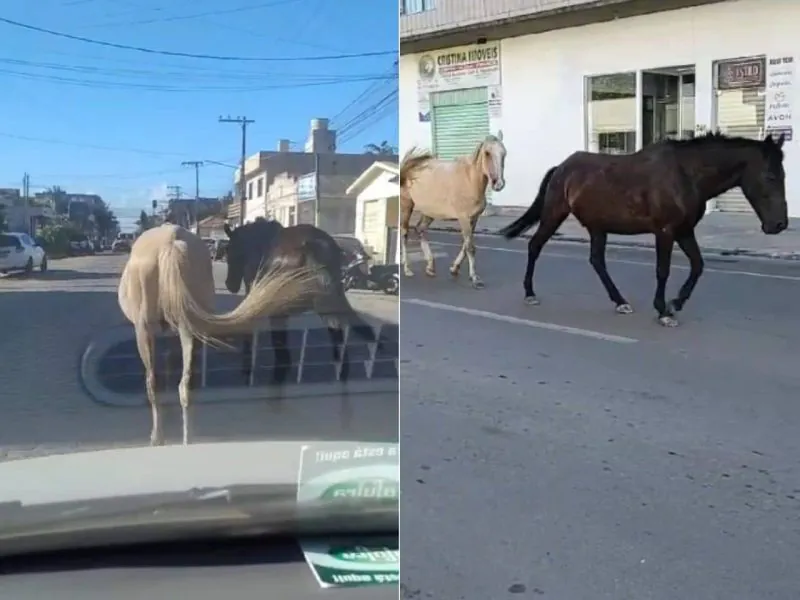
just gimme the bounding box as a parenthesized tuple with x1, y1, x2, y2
(499, 132, 789, 327)
(224, 218, 377, 382)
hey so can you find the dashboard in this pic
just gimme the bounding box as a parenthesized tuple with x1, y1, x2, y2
(0, 536, 397, 599)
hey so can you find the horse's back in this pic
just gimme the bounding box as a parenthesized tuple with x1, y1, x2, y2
(120, 225, 214, 324)
(406, 158, 484, 218)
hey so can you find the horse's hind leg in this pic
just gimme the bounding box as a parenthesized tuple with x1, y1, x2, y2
(653, 233, 678, 327)
(177, 329, 194, 446)
(668, 231, 704, 314)
(415, 215, 436, 277)
(400, 198, 415, 277)
(134, 322, 162, 446)
(270, 316, 292, 389)
(522, 208, 568, 305)
(588, 231, 633, 314)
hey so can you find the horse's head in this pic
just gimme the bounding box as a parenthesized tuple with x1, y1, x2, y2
(223, 222, 246, 294)
(224, 218, 285, 294)
(740, 133, 788, 235)
(476, 131, 507, 192)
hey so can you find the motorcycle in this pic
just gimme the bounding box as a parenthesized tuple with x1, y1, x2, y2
(342, 255, 399, 295)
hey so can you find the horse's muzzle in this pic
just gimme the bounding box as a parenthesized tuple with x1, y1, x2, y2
(491, 179, 506, 192)
(763, 219, 788, 235)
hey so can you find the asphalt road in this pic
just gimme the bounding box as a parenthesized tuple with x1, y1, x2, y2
(400, 231, 800, 600)
(0, 254, 398, 460)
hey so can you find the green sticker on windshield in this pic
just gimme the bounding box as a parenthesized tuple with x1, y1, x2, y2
(301, 537, 399, 588)
(297, 443, 399, 588)
(296, 443, 399, 505)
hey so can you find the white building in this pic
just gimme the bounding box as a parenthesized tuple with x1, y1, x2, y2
(400, 0, 800, 216)
(347, 161, 400, 264)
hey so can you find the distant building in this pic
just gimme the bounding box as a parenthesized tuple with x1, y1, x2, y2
(230, 118, 398, 234)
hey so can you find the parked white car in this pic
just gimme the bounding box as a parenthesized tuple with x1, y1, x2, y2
(0, 232, 47, 275)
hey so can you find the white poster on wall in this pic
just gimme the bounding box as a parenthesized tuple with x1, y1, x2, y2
(766, 55, 795, 141)
(488, 86, 502, 119)
(417, 90, 431, 123)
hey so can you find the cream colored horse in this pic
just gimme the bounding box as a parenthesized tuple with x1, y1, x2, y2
(118, 224, 317, 446)
(399, 132, 507, 288)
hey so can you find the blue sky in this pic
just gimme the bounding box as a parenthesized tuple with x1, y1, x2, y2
(0, 0, 398, 230)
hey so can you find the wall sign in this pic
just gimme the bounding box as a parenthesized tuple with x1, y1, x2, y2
(765, 55, 795, 141)
(717, 57, 766, 90)
(417, 42, 501, 93)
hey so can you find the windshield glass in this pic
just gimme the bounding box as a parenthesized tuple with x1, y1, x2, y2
(0, 1, 398, 579)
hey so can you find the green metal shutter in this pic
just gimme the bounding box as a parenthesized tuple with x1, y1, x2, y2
(431, 88, 492, 200)
(714, 87, 764, 213)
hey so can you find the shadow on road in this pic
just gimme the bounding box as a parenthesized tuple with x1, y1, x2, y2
(0, 286, 398, 456)
(0, 270, 120, 282)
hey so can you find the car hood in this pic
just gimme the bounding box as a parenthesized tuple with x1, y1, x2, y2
(0, 441, 349, 506)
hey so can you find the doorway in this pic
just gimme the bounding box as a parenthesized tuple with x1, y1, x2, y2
(641, 66, 696, 147)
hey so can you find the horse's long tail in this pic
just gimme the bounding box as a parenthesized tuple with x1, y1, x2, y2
(498, 165, 558, 240)
(157, 239, 318, 345)
(400, 146, 435, 188)
(303, 237, 379, 344)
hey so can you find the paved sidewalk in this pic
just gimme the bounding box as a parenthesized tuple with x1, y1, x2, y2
(428, 209, 800, 261)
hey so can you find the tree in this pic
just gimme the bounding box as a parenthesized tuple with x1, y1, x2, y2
(137, 210, 152, 233)
(92, 199, 119, 241)
(46, 186, 69, 215)
(364, 141, 397, 156)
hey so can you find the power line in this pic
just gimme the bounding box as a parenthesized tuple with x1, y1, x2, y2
(0, 17, 395, 62)
(83, 0, 305, 29)
(337, 90, 398, 138)
(0, 66, 392, 93)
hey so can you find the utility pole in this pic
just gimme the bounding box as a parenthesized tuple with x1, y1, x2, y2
(181, 160, 203, 231)
(167, 185, 184, 227)
(313, 152, 320, 228)
(219, 115, 255, 226)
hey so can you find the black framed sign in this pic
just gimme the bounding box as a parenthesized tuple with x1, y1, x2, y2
(717, 57, 766, 90)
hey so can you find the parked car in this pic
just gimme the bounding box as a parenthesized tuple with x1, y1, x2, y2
(68, 234, 94, 256)
(111, 239, 131, 253)
(0, 232, 48, 275)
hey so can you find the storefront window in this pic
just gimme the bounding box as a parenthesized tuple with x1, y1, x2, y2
(585, 73, 636, 154)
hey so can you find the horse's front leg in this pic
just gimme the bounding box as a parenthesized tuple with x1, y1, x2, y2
(668, 231, 704, 314)
(653, 233, 678, 327)
(415, 215, 436, 277)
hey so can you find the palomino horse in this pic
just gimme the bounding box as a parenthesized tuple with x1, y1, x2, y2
(500, 132, 788, 326)
(399, 132, 507, 289)
(117, 224, 317, 446)
(223, 218, 378, 383)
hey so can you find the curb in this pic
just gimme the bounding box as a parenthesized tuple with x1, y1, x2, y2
(429, 225, 800, 262)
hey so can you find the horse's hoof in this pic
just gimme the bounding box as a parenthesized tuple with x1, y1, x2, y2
(615, 303, 634, 314)
(425, 268, 436, 277)
(403, 271, 414, 278)
(524, 295, 540, 305)
(471, 279, 484, 289)
(658, 315, 679, 327)
(667, 299, 682, 313)
(449, 270, 459, 278)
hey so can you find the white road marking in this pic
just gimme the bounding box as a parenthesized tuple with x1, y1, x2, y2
(431, 240, 800, 283)
(402, 298, 639, 344)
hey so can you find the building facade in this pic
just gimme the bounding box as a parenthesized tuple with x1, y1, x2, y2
(400, 0, 800, 216)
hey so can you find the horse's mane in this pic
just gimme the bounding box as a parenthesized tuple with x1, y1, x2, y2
(666, 131, 779, 154)
(471, 134, 502, 164)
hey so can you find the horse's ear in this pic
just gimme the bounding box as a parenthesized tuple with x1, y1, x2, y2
(496, 129, 504, 141)
(223, 223, 233, 238)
